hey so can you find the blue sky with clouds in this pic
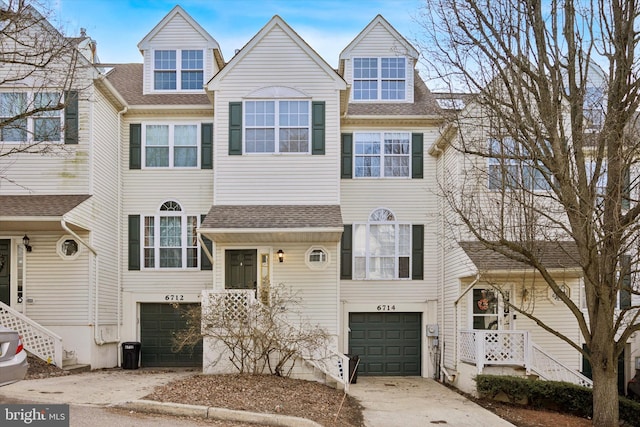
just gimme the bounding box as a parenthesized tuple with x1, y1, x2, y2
(53, 0, 425, 68)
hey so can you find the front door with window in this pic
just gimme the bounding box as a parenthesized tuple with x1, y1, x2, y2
(472, 288, 502, 330)
(225, 250, 257, 290)
(0, 240, 10, 305)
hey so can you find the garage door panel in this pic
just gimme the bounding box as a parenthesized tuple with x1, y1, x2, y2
(140, 303, 202, 368)
(349, 312, 421, 376)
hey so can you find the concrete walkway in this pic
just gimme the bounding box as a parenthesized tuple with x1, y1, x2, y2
(0, 370, 515, 427)
(348, 377, 515, 427)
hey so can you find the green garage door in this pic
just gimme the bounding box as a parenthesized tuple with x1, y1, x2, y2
(349, 312, 421, 376)
(140, 303, 203, 367)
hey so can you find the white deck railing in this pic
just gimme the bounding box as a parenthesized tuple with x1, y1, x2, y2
(0, 302, 63, 367)
(459, 329, 592, 388)
(201, 289, 349, 390)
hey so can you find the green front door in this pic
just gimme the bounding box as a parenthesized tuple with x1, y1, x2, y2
(0, 240, 10, 305)
(225, 249, 257, 290)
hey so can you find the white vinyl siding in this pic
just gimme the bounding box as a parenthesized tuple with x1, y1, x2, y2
(341, 22, 415, 103)
(140, 12, 219, 95)
(212, 25, 341, 205)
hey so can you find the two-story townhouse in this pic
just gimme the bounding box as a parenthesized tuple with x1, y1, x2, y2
(0, 4, 120, 369)
(428, 86, 640, 394)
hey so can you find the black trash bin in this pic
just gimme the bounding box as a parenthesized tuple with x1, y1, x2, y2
(121, 342, 141, 370)
(345, 354, 359, 384)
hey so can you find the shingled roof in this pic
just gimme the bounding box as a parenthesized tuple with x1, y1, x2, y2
(201, 205, 343, 229)
(459, 241, 581, 271)
(346, 71, 442, 117)
(0, 195, 91, 216)
(105, 64, 211, 106)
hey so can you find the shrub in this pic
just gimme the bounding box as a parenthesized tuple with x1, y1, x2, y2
(475, 374, 640, 426)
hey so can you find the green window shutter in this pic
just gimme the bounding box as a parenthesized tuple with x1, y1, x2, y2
(201, 123, 213, 169)
(341, 133, 353, 179)
(229, 102, 242, 155)
(340, 225, 352, 280)
(412, 224, 424, 280)
(412, 133, 424, 179)
(311, 101, 325, 155)
(621, 254, 631, 309)
(200, 214, 213, 270)
(128, 215, 140, 271)
(64, 90, 78, 144)
(129, 124, 142, 169)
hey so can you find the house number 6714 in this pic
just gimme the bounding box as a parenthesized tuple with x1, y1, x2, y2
(377, 305, 396, 311)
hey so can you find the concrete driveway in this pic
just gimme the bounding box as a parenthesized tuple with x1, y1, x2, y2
(348, 377, 515, 427)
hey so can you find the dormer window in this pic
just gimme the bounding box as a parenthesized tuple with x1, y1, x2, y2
(353, 57, 406, 101)
(154, 49, 203, 91)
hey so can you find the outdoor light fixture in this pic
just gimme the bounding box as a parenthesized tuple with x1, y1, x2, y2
(22, 234, 32, 252)
(277, 249, 284, 263)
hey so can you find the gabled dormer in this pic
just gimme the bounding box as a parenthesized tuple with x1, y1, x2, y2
(137, 5, 224, 95)
(339, 15, 419, 103)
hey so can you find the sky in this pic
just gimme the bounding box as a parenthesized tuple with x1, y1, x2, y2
(49, 0, 426, 69)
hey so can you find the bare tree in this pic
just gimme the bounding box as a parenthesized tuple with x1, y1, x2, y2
(417, 0, 640, 425)
(174, 285, 332, 377)
(0, 0, 83, 169)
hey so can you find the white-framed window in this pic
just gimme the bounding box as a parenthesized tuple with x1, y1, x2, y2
(353, 208, 411, 280)
(244, 100, 310, 153)
(305, 247, 329, 270)
(143, 123, 199, 168)
(0, 91, 62, 142)
(56, 235, 81, 260)
(153, 49, 204, 91)
(143, 200, 198, 269)
(487, 137, 551, 191)
(353, 57, 406, 101)
(354, 132, 411, 177)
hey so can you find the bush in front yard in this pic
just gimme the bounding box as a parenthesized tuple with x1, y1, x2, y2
(475, 374, 640, 426)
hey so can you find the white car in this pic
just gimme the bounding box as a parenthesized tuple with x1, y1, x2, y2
(0, 326, 28, 386)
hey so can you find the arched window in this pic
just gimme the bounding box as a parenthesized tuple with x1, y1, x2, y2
(143, 200, 198, 269)
(353, 208, 411, 279)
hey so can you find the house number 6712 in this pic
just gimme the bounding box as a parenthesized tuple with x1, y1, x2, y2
(165, 295, 184, 301)
(377, 305, 396, 311)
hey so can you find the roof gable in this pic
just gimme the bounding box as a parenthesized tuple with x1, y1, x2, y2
(339, 15, 418, 60)
(137, 5, 220, 52)
(208, 15, 345, 90)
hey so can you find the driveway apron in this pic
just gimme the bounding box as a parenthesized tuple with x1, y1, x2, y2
(348, 377, 515, 427)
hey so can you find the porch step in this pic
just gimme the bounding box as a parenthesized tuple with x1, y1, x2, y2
(62, 363, 91, 374)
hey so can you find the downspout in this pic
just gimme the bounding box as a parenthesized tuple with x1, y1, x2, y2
(60, 217, 115, 346)
(452, 273, 481, 373)
(431, 143, 455, 383)
(115, 106, 127, 361)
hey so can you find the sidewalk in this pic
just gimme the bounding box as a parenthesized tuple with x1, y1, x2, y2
(0, 370, 515, 427)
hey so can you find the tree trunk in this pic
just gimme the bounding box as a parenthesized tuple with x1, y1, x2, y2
(590, 343, 619, 426)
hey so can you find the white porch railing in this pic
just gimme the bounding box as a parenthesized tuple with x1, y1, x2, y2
(459, 330, 592, 388)
(201, 289, 349, 391)
(0, 302, 63, 367)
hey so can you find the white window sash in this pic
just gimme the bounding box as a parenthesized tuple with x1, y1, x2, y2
(243, 100, 311, 154)
(153, 49, 204, 92)
(353, 132, 411, 178)
(352, 57, 407, 101)
(142, 123, 200, 168)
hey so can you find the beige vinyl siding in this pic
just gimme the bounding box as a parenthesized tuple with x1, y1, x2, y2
(22, 232, 91, 324)
(0, 90, 92, 194)
(88, 88, 121, 324)
(212, 243, 339, 334)
(141, 13, 219, 95)
(121, 115, 214, 293)
(342, 23, 415, 103)
(213, 25, 342, 205)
